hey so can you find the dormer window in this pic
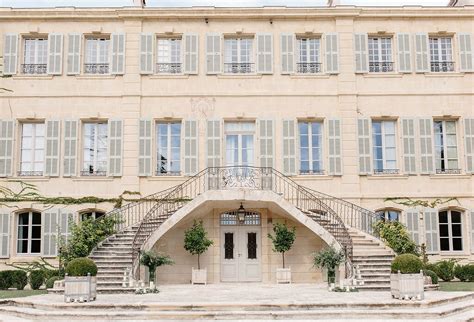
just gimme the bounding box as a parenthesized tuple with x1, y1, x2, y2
(22, 37, 48, 74)
(224, 37, 254, 74)
(156, 37, 182, 74)
(84, 36, 110, 74)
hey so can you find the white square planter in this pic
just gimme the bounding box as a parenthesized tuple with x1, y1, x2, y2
(390, 271, 424, 300)
(192, 268, 207, 285)
(276, 268, 291, 284)
(64, 274, 97, 303)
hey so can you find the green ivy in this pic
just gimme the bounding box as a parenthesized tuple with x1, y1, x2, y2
(384, 197, 458, 209)
(373, 220, 419, 256)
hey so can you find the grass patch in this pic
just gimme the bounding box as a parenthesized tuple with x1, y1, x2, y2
(0, 290, 47, 299)
(439, 282, 474, 292)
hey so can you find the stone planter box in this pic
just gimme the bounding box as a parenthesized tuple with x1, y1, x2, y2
(276, 268, 291, 284)
(390, 271, 424, 300)
(64, 274, 97, 303)
(192, 268, 207, 285)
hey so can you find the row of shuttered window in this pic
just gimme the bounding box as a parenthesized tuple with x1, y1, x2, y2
(3, 32, 474, 75)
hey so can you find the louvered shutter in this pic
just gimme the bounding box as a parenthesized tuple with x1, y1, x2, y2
(67, 34, 81, 75)
(42, 209, 59, 257)
(0, 120, 14, 177)
(63, 120, 77, 177)
(256, 33, 273, 74)
(325, 33, 339, 74)
(357, 118, 371, 174)
(47, 33, 63, 75)
(206, 33, 221, 74)
(3, 34, 18, 75)
(397, 33, 412, 73)
(354, 33, 368, 73)
(464, 119, 474, 173)
(283, 120, 297, 175)
(405, 210, 420, 245)
(280, 33, 294, 74)
(140, 33, 153, 74)
(471, 210, 474, 253)
(138, 119, 152, 176)
(206, 120, 221, 167)
(111, 33, 125, 75)
(59, 210, 73, 245)
(183, 120, 198, 175)
(419, 118, 434, 174)
(259, 119, 274, 168)
(415, 33, 430, 73)
(328, 119, 342, 175)
(108, 119, 123, 176)
(424, 209, 439, 254)
(458, 33, 473, 72)
(184, 33, 199, 74)
(0, 212, 10, 258)
(45, 120, 60, 177)
(401, 118, 416, 174)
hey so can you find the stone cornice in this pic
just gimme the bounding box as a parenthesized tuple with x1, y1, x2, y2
(0, 6, 473, 21)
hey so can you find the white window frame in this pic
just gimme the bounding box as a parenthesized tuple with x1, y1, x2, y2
(22, 37, 48, 74)
(298, 121, 323, 175)
(224, 37, 254, 74)
(439, 210, 463, 252)
(84, 36, 110, 74)
(372, 120, 397, 174)
(375, 209, 400, 222)
(429, 37, 454, 72)
(368, 37, 393, 72)
(19, 123, 45, 176)
(296, 37, 321, 73)
(224, 122, 256, 167)
(17, 211, 42, 255)
(82, 122, 108, 176)
(434, 120, 459, 174)
(156, 122, 181, 176)
(156, 37, 182, 74)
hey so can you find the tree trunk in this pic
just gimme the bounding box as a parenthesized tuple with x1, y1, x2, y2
(149, 266, 156, 285)
(197, 254, 200, 270)
(282, 252, 285, 269)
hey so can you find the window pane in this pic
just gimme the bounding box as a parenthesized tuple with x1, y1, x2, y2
(440, 238, 450, 251)
(18, 213, 29, 225)
(224, 232, 234, 259)
(31, 239, 41, 253)
(439, 211, 448, 223)
(439, 224, 449, 237)
(452, 238, 462, 251)
(17, 240, 28, 254)
(31, 226, 41, 239)
(451, 211, 461, 223)
(451, 224, 462, 237)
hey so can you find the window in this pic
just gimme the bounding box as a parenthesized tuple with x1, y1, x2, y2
(81, 211, 105, 221)
(224, 37, 254, 73)
(84, 37, 110, 74)
(22, 38, 48, 74)
(434, 120, 459, 174)
(19, 123, 45, 176)
(296, 37, 321, 73)
(429, 37, 454, 72)
(225, 122, 255, 167)
(439, 210, 462, 251)
(82, 123, 108, 176)
(17, 211, 41, 254)
(372, 121, 398, 174)
(156, 38, 182, 74)
(368, 37, 393, 72)
(376, 210, 400, 222)
(156, 122, 181, 175)
(299, 121, 323, 174)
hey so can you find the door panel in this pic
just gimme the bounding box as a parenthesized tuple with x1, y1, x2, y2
(221, 228, 238, 282)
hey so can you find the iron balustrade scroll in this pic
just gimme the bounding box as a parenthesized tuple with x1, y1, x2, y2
(84, 63, 109, 74)
(17, 171, 43, 177)
(224, 63, 254, 74)
(369, 61, 394, 73)
(156, 63, 182, 74)
(430, 61, 455, 72)
(436, 168, 461, 175)
(21, 64, 47, 75)
(373, 169, 399, 175)
(296, 62, 322, 74)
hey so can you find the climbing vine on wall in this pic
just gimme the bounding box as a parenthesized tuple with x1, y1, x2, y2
(384, 197, 459, 209)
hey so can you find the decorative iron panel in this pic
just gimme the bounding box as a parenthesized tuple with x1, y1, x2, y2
(247, 232, 257, 259)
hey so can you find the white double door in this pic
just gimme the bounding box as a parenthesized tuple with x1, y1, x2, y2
(221, 226, 261, 282)
(225, 122, 255, 167)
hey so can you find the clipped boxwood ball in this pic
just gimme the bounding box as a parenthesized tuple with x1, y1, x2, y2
(391, 254, 423, 274)
(65, 258, 98, 277)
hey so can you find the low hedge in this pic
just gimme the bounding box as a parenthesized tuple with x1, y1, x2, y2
(45, 276, 61, 289)
(0, 270, 28, 290)
(65, 258, 98, 277)
(454, 264, 474, 282)
(424, 269, 438, 285)
(29, 270, 45, 290)
(434, 259, 457, 282)
(0, 271, 13, 290)
(391, 254, 423, 274)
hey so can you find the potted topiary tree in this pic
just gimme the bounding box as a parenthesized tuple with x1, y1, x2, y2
(139, 250, 173, 288)
(267, 222, 296, 283)
(64, 257, 98, 303)
(390, 253, 424, 300)
(184, 220, 213, 284)
(312, 246, 345, 287)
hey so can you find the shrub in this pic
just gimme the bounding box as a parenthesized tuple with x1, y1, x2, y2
(424, 262, 437, 272)
(391, 254, 423, 274)
(65, 258, 98, 277)
(139, 251, 173, 284)
(434, 259, 457, 282)
(0, 270, 13, 290)
(454, 264, 474, 282)
(424, 269, 438, 285)
(42, 269, 60, 280)
(373, 220, 419, 256)
(312, 247, 345, 284)
(29, 270, 45, 290)
(10, 270, 27, 290)
(267, 222, 296, 269)
(45, 276, 61, 289)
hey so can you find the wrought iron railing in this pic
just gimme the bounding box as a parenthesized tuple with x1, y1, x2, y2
(156, 63, 182, 74)
(430, 61, 455, 72)
(224, 63, 254, 74)
(17, 171, 43, 177)
(21, 64, 47, 75)
(80, 170, 107, 176)
(84, 63, 109, 74)
(369, 61, 394, 72)
(373, 169, 399, 175)
(299, 169, 325, 175)
(155, 170, 181, 176)
(296, 62, 322, 74)
(436, 168, 461, 175)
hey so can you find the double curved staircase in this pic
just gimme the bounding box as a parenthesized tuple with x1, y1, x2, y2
(88, 166, 394, 293)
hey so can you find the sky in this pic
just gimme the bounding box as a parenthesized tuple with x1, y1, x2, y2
(0, 0, 450, 7)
